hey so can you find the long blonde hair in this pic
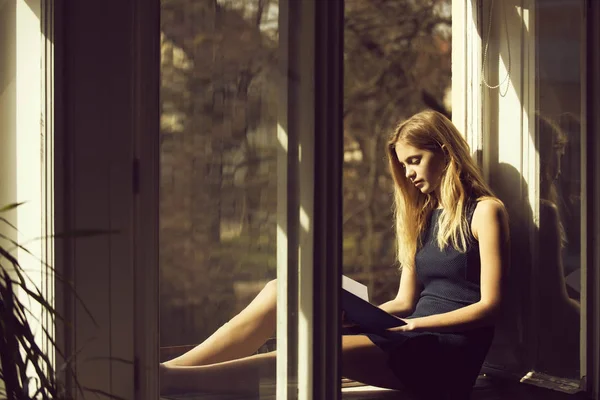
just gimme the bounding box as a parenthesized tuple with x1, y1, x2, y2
(386, 110, 497, 270)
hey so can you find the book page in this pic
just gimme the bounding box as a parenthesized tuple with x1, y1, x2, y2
(342, 275, 369, 302)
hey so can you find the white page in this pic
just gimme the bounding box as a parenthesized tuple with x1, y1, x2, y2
(342, 275, 369, 302)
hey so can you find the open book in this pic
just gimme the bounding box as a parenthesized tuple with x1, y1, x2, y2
(342, 275, 406, 333)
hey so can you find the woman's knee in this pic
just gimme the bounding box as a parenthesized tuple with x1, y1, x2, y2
(264, 279, 277, 298)
(265, 278, 277, 290)
(261, 279, 277, 309)
(248, 279, 276, 328)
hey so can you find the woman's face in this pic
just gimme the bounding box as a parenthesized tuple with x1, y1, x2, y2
(394, 141, 447, 195)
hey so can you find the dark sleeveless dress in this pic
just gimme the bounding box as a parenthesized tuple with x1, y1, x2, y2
(365, 201, 494, 399)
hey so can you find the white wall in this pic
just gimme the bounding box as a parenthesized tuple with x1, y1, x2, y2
(0, 0, 55, 393)
(0, 2, 16, 393)
(15, 0, 46, 370)
(0, 0, 17, 230)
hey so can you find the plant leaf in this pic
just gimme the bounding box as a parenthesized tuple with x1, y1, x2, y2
(0, 273, 27, 400)
(0, 216, 18, 231)
(18, 228, 120, 250)
(0, 202, 26, 213)
(0, 237, 100, 330)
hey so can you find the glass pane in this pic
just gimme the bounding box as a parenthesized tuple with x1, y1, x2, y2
(343, 0, 452, 307)
(534, 0, 584, 379)
(159, 0, 279, 396)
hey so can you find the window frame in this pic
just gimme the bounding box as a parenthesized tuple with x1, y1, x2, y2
(132, 0, 344, 398)
(51, 0, 600, 397)
(584, 1, 600, 396)
(55, 0, 138, 397)
(131, 0, 160, 397)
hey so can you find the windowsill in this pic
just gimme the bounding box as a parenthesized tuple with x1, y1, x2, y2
(159, 347, 591, 400)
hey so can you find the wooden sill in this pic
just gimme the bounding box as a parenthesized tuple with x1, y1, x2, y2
(160, 344, 591, 399)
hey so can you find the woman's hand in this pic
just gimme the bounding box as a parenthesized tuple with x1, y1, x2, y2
(387, 318, 419, 332)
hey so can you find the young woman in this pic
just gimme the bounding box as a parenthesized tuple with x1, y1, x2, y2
(160, 110, 510, 399)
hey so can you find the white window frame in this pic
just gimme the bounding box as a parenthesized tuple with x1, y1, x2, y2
(452, 0, 484, 168)
(0, 0, 56, 391)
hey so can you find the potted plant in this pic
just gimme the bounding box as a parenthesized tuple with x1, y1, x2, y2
(0, 203, 124, 400)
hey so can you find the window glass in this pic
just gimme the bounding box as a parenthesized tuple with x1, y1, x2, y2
(343, 0, 452, 304)
(534, 0, 584, 379)
(159, 0, 279, 395)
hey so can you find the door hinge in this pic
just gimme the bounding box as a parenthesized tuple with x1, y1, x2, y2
(133, 158, 140, 195)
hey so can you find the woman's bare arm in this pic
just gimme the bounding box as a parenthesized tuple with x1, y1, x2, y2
(378, 262, 421, 318)
(389, 199, 509, 332)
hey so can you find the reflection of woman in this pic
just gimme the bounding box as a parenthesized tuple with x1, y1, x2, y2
(536, 115, 580, 376)
(160, 110, 510, 399)
(539, 115, 568, 224)
(557, 112, 582, 261)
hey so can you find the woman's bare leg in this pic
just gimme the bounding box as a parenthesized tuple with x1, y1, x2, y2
(160, 351, 275, 396)
(164, 279, 277, 367)
(160, 334, 404, 395)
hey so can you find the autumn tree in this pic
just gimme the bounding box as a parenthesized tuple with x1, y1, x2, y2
(343, 0, 451, 302)
(160, 0, 278, 346)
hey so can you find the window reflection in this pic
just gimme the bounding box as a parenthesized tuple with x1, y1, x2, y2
(534, 0, 583, 379)
(159, 0, 279, 395)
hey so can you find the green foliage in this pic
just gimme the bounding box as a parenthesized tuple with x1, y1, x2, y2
(0, 203, 125, 400)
